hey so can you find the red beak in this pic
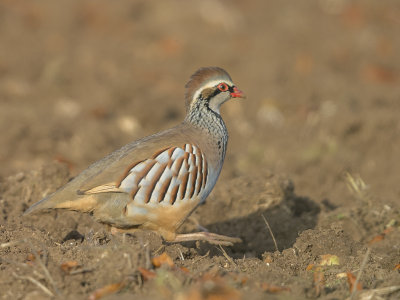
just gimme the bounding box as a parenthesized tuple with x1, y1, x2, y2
(230, 86, 245, 98)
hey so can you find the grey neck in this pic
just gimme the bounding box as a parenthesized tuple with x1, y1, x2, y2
(184, 100, 228, 158)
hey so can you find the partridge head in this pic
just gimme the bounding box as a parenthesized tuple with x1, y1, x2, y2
(25, 67, 245, 246)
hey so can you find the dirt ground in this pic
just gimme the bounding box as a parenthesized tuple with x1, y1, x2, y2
(1, 0, 400, 299)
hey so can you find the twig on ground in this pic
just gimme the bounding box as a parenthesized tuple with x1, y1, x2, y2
(358, 286, 400, 299)
(69, 267, 96, 275)
(344, 172, 370, 205)
(350, 247, 371, 300)
(262, 214, 279, 252)
(26, 241, 60, 296)
(153, 245, 165, 256)
(218, 245, 237, 267)
(178, 248, 185, 261)
(12, 272, 54, 297)
(123, 253, 133, 269)
(2, 239, 59, 295)
(1, 240, 25, 248)
(193, 250, 210, 263)
(1, 257, 32, 270)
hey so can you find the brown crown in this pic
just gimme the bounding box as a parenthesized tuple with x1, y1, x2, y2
(185, 67, 232, 110)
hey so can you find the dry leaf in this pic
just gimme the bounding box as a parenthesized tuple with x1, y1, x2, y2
(180, 267, 190, 274)
(306, 264, 314, 271)
(138, 267, 156, 281)
(368, 227, 394, 245)
(88, 282, 125, 300)
(26, 253, 36, 262)
(394, 264, 400, 271)
(347, 272, 362, 292)
(200, 271, 222, 282)
(336, 272, 347, 278)
(368, 234, 384, 245)
(319, 254, 340, 266)
(264, 255, 272, 264)
(25, 250, 43, 266)
(60, 261, 79, 273)
(261, 283, 290, 293)
(382, 227, 394, 235)
(152, 252, 175, 268)
(313, 267, 325, 296)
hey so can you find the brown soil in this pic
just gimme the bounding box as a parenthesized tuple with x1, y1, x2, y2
(1, 1, 400, 299)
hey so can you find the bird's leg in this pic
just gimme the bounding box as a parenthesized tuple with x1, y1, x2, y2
(172, 232, 242, 246)
(108, 226, 242, 246)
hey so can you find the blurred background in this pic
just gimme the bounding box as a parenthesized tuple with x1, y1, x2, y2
(1, 0, 399, 208)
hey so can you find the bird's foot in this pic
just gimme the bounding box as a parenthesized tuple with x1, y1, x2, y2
(172, 232, 242, 246)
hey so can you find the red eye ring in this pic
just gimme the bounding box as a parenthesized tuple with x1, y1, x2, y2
(217, 83, 229, 92)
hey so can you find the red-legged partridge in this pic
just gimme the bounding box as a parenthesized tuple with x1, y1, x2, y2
(25, 67, 244, 246)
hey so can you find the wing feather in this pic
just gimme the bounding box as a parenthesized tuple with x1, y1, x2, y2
(112, 144, 209, 217)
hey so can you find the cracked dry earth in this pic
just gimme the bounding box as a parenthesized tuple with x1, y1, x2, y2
(1, 0, 400, 299)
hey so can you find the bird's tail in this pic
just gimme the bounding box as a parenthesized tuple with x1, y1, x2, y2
(23, 193, 55, 215)
(23, 186, 96, 215)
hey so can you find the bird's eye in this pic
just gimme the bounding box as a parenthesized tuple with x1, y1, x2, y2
(217, 83, 229, 92)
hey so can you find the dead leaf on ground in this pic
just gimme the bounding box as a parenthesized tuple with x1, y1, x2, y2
(313, 267, 325, 296)
(382, 227, 394, 235)
(319, 254, 340, 266)
(261, 283, 290, 293)
(394, 264, 400, 271)
(347, 272, 362, 292)
(60, 261, 79, 273)
(26, 253, 36, 263)
(180, 267, 190, 274)
(368, 234, 385, 245)
(138, 267, 156, 281)
(152, 252, 175, 268)
(336, 272, 347, 278)
(264, 254, 272, 264)
(306, 264, 315, 271)
(88, 281, 126, 300)
(25, 250, 43, 266)
(368, 226, 394, 245)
